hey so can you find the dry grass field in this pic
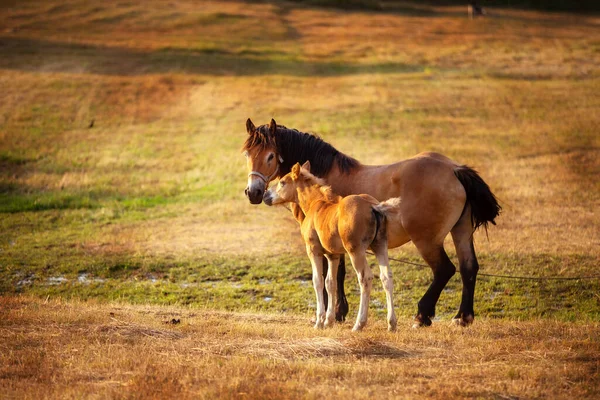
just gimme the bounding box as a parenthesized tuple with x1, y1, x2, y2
(1, 0, 599, 398)
(1, 296, 599, 399)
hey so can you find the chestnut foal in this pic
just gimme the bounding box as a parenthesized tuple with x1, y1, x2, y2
(264, 161, 402, 331)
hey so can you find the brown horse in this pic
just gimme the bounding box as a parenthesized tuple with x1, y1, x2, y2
(243, 118, 500, 327)
(264, 161, 401, 331)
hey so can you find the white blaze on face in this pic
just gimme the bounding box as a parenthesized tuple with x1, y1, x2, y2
(247, 174, 265, 194)
(244, 149, 277, 199)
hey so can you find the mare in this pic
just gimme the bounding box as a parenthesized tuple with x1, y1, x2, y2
(264, 161, 402, 331)
(243, 118, 501, 327)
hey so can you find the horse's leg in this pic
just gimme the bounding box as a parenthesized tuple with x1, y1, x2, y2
(321, 256, 329, 316)
(324, 255, 340, 327)
(348, 251, 373, 331)
(451, 209, 479, 326)
(321, 257, 348, 323)
(413, 242, 456, 328)
(373, 249, 397, 332)
(307, 247, 326, 329)
(335, 255, 349, 322)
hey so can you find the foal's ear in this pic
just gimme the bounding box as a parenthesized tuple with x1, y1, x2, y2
(291, 163, 301, 180)
(268, 118, 277, 136)
(301, 160, 311, 173)
(246, 118, 256, 134)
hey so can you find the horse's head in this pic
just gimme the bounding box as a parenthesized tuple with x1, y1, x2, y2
(264, 161, 311, 206)
(242, 118, 282, 204)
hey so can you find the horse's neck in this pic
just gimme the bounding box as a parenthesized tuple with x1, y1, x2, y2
(277, 129, 339, 179)
(297, 185, 331, 215)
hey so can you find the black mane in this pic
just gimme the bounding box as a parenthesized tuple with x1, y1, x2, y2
(255, 124, 360, 178)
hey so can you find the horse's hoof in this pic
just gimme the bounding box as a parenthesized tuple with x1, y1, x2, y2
(335, 310, 347, 322)
(452, 313, 474, 327)
(314, 323, 324, 330)
(413, 315, 432, 328)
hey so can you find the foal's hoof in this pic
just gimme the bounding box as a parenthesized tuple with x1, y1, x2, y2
(388, 320, 397, 332)
(314, 322, 324, 330)
(452, 313, 474, 327)
(352, 322, 365, 332)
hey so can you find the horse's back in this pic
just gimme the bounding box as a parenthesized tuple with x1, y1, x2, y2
(411, 151, 461, 166)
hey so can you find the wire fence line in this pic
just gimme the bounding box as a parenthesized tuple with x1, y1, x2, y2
(366, 252, 600, 282)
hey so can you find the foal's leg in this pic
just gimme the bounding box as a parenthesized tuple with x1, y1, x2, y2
(348, 251, 373, 331)
(324, 255, 340, 327)
(412, 241, 456, 328)
(451, 210, 479, 326)
(307, 247, 326, 329)
(373, 249, 397, 332)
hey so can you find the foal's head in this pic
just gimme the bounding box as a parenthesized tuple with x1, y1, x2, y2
(242, 118, 282, 204)
(264, 162, 331, 206)
(263, 162, 305, 206)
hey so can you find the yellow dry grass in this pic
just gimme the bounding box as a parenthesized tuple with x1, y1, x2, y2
(1, 296, 598, 399)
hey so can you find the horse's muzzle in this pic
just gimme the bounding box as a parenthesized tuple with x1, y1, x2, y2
(245, 186, 264, 204)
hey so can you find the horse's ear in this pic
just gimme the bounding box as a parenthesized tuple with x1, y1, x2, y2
(291, 163, 301, 180)
(301, 160, 311, 173)
(246, 118, 256, 134)
(269, 118, 277, 136)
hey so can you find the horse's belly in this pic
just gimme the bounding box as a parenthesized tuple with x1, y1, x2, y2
(387, 222, 411, 249)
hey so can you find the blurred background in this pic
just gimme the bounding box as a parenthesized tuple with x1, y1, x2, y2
(1, 0, 598, 320)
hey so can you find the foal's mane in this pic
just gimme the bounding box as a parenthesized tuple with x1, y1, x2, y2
(243, 123, 360, 178)
(299, 169, 341, 203)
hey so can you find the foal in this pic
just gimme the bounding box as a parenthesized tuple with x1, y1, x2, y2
(264, 161, 401, 331)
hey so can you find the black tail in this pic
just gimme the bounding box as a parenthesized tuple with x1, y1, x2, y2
(454, 166, 501, 232)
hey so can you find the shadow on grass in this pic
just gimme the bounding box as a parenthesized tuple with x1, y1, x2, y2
(288, 0, 600, 14)
(262, 0, 600, 17)
(0, 36, 424, 77)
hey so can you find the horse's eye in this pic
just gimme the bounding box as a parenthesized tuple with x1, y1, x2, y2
(267, 153, 274, 162)
(279, 181, 286, 187)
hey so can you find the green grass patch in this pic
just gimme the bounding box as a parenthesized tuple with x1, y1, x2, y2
(4, 250, 599, 322)
(0, 192, 100, 213)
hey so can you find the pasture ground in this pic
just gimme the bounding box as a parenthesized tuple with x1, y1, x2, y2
(1, 295, 599, 399)
(1, 0, 599, 398)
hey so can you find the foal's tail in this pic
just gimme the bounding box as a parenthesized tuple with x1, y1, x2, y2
(372, 197, 403, 229)
(373, 197, 402, 217)
(371, 197, 401, 249)
(454, 166, 501, 232)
